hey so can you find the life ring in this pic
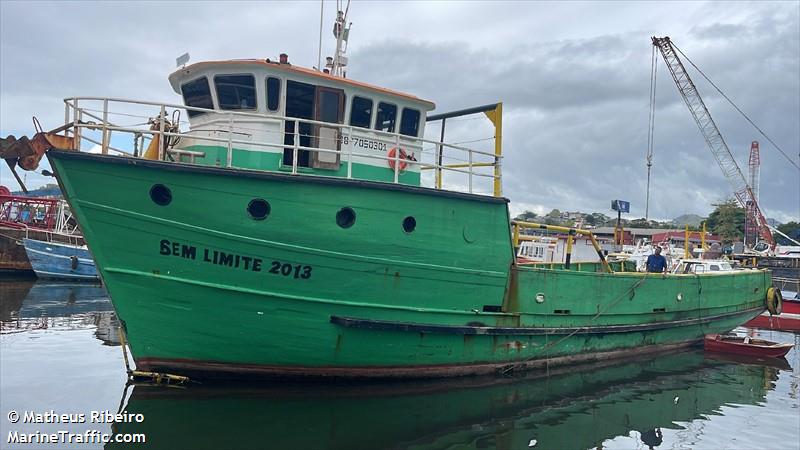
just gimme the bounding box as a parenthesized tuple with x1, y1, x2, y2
(766, 287, 782, 315)
(387, 147, 408, 171)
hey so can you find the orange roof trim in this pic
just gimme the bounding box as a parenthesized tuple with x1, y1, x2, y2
(169, 59, 436, 110)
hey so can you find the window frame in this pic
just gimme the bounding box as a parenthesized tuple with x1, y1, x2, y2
(349, 96, 374, 129)
(213, 73, 258, 111)
(266, 76, 282, 112)
(399, 107, 422, 137)
(181, 76, 215, 118)
(374, 101, 398, 133)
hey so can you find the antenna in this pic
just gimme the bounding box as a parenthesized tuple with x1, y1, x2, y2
(326, 0, 351, 77)
(176, 53, 190, 68)
(317, 0, 324, 72)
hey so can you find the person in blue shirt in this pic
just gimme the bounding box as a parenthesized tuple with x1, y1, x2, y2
(646, 246, 668, 273)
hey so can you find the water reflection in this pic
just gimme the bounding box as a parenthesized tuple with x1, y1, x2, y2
(108, 351, 785, 450)
(0, 279, 119, 346)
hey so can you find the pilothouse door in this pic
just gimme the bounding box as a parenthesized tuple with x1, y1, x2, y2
(312, 87, 344, 170)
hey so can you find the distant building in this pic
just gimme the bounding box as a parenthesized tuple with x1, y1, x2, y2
(588, 227, 720, 248)
(11, 184, 62, 199)
(560, 211, 585, 221)
(651, 231, 721, 248)
(590, 227, 662, 245)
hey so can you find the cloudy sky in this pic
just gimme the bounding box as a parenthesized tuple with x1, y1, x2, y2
(1, 1, 798, 222)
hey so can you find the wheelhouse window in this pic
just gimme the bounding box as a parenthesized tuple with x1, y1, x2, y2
(266, 77, 281, 112)
(375, 102, 397, 133)
(319, 89, 344, 124)
(350, 96, 373, 129)
(399, 108, 421, 137)
(214, 74, 256, 110)
(181, 77, 214, 118)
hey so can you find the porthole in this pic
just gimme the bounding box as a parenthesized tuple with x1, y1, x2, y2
(402, 216, 416, 233)
(150, 184, 172, 206)
(247, 199, 271, 220)
(336, 207, 356, 229)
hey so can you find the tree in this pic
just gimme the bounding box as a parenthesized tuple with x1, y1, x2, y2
(584, 212, 610, 227)
(543, 209, 562, 225)
(628, 218, 651, 228)
(546, 209, 561, 219)
(777, 221, 800, 245)
(514, 210, 538, 222)
(706, 199, 745, 244)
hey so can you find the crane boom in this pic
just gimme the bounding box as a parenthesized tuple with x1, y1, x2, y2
(651, 36, 774, 246)
(745, 141, 761, 247)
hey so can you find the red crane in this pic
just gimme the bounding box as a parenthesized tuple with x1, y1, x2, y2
(652, 36, 774, 247)
(745, 141, 761, 247)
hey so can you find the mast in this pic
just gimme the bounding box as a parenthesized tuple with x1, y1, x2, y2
(327, 0, 352, 78)
(317, 0, 324, 72)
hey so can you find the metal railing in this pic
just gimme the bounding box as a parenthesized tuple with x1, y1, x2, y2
(512, 221, 613, 273)
(773, 277, 799, 292)
(61, 97, 503, 196)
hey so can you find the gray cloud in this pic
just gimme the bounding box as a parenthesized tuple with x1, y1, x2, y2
(1, 0, 797, 223)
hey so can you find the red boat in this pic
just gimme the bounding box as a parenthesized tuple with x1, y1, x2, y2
(744, 312, 800, 332)
(781, 296, 800, 315)
(704, 334, 794, 359)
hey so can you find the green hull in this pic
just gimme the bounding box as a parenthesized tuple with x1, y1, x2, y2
(48, 150, 771, 378)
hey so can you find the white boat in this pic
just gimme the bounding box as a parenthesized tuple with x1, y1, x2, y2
(672, 258, 736, 274)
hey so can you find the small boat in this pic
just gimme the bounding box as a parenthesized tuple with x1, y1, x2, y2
(680, 260, 800, 332)
(744, 312, 800, 332)
(779, 290, 800, 314)
(1, 185, 86, 275)
(704, 334, 793, 359)
(22, 238, 99, 281)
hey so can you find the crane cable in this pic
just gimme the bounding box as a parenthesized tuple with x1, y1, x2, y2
(645, 45, 658, 221)
(672, 43, 800, 170)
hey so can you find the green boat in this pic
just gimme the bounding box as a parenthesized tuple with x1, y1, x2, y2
(3, 16, 775, 379)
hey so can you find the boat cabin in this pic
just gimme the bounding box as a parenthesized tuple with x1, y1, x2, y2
(167, 58, 436, 185)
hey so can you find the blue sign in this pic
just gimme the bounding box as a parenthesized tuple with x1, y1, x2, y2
(612, 200, 630, 213)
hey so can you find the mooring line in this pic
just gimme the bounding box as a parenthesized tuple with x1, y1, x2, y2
(500, 272, 652, 375)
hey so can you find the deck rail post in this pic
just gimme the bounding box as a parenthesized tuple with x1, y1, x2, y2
(393, 134, 400, 184)
(101, 99, 109, 155)
(492, 103, 503, 197)
(73, 99, 81, 150)
(64, 101, 70, 136)
(565, 229, 575, 269)
(346, 126, 353, 179)
(436, 118, 446, 189)
(292, 119, 300, 175)
(468, 149, 473, 193)
(226, 114, 234, 168)
(158, 104, 166, 161)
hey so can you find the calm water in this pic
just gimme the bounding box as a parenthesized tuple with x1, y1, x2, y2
(1, 279, 799, 450)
